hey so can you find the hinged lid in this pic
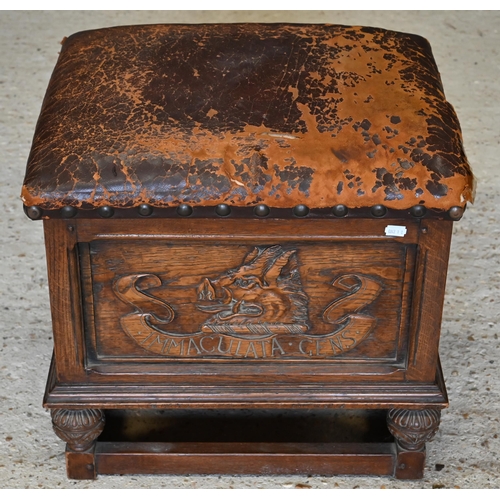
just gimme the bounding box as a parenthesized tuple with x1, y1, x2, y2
(22, 24, 474, 221)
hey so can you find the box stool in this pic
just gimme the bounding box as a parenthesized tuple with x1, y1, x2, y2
(22, 24, 474, 479)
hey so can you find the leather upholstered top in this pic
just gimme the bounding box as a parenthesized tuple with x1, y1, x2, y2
(22, 24, 474, 216)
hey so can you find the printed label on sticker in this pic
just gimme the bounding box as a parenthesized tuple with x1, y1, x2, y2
(385, 225, 407, 237)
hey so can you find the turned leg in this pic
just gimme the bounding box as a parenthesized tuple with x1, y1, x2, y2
(51, 409, 105, 479)
(387, 408, 441, 479)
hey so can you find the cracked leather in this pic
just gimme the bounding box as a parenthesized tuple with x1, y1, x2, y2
(22, 24, 474, 211)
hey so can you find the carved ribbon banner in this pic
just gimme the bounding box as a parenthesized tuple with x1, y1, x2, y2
(113, 245, 383, 359)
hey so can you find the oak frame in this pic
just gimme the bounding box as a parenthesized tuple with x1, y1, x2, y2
(41, 216, 452, 479)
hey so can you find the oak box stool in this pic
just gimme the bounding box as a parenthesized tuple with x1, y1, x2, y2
(22, 24, 474, 479)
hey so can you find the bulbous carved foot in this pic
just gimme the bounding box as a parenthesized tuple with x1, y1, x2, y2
(387, 408, 441, 451)
(51, 409, 105, 452)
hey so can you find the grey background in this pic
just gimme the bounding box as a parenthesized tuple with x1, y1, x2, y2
(0, 10, 499, 488)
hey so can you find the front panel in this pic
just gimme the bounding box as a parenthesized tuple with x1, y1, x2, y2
(76, 219, 419, 381)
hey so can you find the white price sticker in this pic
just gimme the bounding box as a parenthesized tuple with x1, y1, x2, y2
(385, 225, 407, 237)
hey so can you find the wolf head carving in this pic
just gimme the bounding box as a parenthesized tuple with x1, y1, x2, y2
(196, 245, 309, 334)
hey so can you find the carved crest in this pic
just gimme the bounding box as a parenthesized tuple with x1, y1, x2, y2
(113, 245, 383, 359)
(196, 245, 309, 336)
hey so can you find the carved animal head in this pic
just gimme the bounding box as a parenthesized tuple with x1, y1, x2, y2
(196, 245, 308, 327)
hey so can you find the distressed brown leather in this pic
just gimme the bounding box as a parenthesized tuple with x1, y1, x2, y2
(22, 24, 473, 211)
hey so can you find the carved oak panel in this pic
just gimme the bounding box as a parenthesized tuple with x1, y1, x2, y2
(81, 239, 415, 365)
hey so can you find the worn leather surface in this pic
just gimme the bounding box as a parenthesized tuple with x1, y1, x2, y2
(22, 24, 474, 211)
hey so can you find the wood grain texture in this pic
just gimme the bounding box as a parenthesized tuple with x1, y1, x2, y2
(394, 446, 426, 480)
(75, 217, 421, 242)
(87, 240, 409, 361)
(94, 441, 397, 477)
(83, 218, 414, 369)
(43, 354, 448, 409)
(43, 217, 451, 402)
(405, 220, 453, 381)
(66, 446, 97, 480)
(43, 219, 86, 382)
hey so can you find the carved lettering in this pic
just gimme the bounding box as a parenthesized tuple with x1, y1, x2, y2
(199, 335, 215, 353)
(217, 337, 233, 354)
(234, 340, 243, 356)
(271, 338, 285, 356)
(261, 340, 267, 358)
(187, 337, 202, 355)
(244, 342, 259, 358)
(340, 330, 357, 349)
(160, 338, 170, 354)
(299, 338, 314, 356)
(166, 338, 184, 356)
(329, 337, 344, 353)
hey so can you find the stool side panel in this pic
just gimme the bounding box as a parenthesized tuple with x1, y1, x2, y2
(44, 220, 87, 382)
(405, 220, 453, 382)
